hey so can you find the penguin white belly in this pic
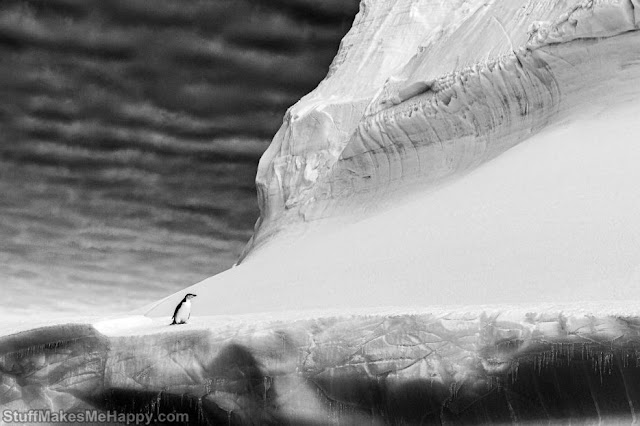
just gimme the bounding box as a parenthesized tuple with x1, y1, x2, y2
(174, 300, 191, 324)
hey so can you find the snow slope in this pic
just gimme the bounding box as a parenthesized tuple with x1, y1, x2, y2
(145, 0, 640, 318)
(145, 98, 640, 317)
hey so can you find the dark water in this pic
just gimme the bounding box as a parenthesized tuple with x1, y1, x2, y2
(0, 0, 360, 317)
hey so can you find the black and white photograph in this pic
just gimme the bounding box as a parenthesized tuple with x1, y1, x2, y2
(2, 0, 640, 424)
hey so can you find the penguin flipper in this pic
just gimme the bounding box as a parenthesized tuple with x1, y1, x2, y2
(170, 302, 182, 325)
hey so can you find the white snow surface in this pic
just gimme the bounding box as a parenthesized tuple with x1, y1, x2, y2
(146, 85, 640, 318)
(104, 300, 640, 338)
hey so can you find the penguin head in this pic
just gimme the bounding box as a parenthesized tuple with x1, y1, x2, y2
(185, 293, 197, 300)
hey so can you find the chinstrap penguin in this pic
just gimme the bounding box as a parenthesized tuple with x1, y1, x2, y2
(171, 293, 197, 325)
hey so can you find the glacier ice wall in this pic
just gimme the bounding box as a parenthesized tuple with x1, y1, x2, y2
(5, 310, 640, 424)
(247, 0, 640, 254)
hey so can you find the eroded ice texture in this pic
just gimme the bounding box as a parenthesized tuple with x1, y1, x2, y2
(4, 311, 640, 424)
(250, 0, 640, 241)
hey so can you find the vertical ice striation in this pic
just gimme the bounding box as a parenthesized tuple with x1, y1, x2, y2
(5, 310, 640, 424)
(247, 0, 640, 256)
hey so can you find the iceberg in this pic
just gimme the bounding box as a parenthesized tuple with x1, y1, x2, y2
(5, 307, 640, 424)
(3, 0, 640, 423)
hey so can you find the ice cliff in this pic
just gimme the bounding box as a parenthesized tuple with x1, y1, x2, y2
(249, 0, 640, 245)
(3, 0, 640, 424)
(5, 306, 640, 424)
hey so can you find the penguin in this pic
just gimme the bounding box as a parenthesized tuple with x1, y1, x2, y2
(170, 293, 197, 325)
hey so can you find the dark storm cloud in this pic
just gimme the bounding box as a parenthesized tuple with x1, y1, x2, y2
(0, 0, 360, 312)
(0, 0, 359, 142)
(251, 0, 359, 26)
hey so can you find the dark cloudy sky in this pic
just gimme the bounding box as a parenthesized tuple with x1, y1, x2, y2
(0, 0, 359, 317)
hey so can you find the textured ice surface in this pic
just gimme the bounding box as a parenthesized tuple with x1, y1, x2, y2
(5, 308, 640, 424)
(250, 0, 640, 231)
